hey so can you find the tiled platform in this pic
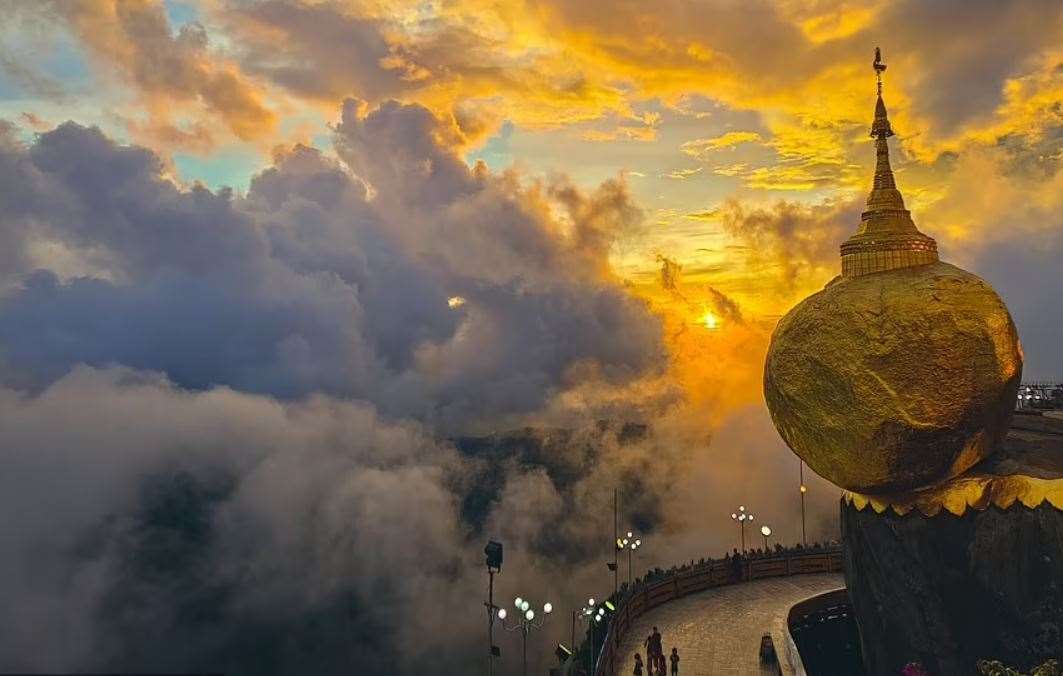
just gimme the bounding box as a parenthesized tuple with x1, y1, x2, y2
(615, 573, 843, 676)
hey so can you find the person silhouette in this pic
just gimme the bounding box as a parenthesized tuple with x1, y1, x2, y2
(670, 647, 680, 675)
(643, 632, 655, 670)
(633, 652, 644, 676)
(651, 626, 664, 673)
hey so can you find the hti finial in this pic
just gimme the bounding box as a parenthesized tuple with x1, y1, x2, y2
(870, 47, 893, 139)
(873, 47, 887, 95)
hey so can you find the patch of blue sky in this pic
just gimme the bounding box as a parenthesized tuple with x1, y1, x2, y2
(42, 34, 91, 84)
(164, 1, 200, 29)
(277, 108, 334, 153)
(0, 26, 92, 100)
(0, 72, 21, 101)
(467, 120, 514, 171)
(173, 146, 264, 193)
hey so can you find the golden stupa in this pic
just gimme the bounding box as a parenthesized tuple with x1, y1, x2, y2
(764, 50, 1023, 494)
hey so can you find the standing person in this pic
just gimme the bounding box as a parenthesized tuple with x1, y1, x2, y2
(643, 633, 655, 673)
(670, 647, 680, 675)
(651, 627, 664, 674)
(633, 652, 644, 676)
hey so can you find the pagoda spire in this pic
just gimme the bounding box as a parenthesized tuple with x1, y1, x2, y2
(866, 49, 905, 214)
(839, 48, 938, 279)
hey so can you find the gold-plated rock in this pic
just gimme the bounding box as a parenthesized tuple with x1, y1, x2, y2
(765, 261, 1022, 492)
(763, 51, 1023, 494)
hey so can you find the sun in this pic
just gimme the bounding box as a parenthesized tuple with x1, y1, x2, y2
(701, 310, 720, 330)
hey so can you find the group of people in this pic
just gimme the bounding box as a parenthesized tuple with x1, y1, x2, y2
(628, 540, 840, 589)
(632, 626, 678, 675)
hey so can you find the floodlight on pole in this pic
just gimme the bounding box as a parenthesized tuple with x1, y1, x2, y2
(484, 540, 503, 676)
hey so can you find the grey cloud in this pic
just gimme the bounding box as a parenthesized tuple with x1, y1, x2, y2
(225, 0, 401, 102)
(718, 198, 859, 290)
(0, 102, 664, 428)
(0, 108, 677, 673)
(706, 286, 743, 324)
(875, 0, 1063, 134)
(973, 209, 1063, 380)
(0, 367, 474, 674)
(0, 367, 700, 675)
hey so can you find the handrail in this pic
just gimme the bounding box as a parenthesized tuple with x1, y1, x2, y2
(589, 547, 844, 676)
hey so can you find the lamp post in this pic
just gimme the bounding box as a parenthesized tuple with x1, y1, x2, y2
(730, 505, 754, 553)
(606, 490, 620, 595)
(760, 524, 772, 552)
(484, 541, 503, 675)
(577, 598, 597, 675)
(617, 531, 642, 587)
(799, 461, 808, 546)
(579, 598, 616, 674)
(613, 489, 619, 595)
(499, 596, 553, 676)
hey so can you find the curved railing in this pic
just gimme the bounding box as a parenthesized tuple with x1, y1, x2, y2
(589, 547, 844, 676)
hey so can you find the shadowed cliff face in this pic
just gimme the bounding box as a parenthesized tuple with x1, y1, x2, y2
(842, 418, 1063, 676)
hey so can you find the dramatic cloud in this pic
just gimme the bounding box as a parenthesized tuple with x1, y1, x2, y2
(0, 104, 693, 674)
(0, 102, 664, 430)
(0, 366, 474, 674)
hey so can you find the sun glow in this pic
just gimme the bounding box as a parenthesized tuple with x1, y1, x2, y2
(701, 311, 720, 330)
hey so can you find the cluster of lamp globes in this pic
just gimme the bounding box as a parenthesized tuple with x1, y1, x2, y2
(731, 506, 774, 541)
(616, 531, 642, 551)
(730, 505, 753, 523)
(1020, 386, 1048, 402)
(581, 598, 616, 623)
(498, 597, 552, 622)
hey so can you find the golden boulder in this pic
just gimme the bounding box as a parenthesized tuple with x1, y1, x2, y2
(764, 261, 1022, 493)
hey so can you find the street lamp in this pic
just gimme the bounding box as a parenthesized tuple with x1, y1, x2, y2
(760, 524, 772, 552)
(500, 595, 553, 676)
(579, 598, 617, 673)
(617, 531, 643, 587)
(730, 505, 754, 552)
(576, 598, 598, 675)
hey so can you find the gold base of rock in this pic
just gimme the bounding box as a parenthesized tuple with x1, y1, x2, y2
(844, 414, 1063, 516)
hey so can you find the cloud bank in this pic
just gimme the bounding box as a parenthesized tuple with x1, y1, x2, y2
(0, 101, 664, 429)
(0, 99, 688, 673)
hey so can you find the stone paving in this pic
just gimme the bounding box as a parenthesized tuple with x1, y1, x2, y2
(616, 573, 843, 676)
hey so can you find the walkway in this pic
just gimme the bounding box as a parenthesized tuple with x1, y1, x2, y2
(615, 573, 843, 676)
